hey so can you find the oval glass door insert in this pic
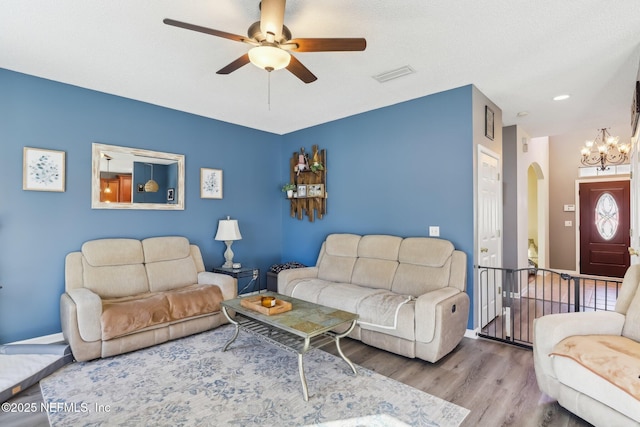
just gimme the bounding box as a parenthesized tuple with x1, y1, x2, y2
(595, 192, 618, 240)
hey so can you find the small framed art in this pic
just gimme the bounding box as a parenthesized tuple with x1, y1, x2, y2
(485, 106, 494, 140)
(297, 184, 307, 198)
(307, 183, 325, 197)
(23, 147, 66, 192)
(201, 168, 223, 199)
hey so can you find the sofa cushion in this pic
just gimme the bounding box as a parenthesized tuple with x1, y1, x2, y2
(82, 260, 149, 298)
(357, 235, 402, 260)
(165, 284, 223, 320)
(143, 235, 198, 292)
(398, 237, 454, 267)
(351, 258, 399, 290)
(551, 335, 640, 401)
(392, 238, 454, 296)
(551, 335, 640, 422)
(350, 235, 401, 290)
(357, 292, 413, 329)
(317, 234, 361, 283)
(146, 257, 199, 293)
(101, 293, 171, 341)
(142, 236, 191, 263)
(621, 285, 640, 342)
(100, 285, 223, 341)
(82, 239, 144, 266)
(81, 239, 149, 298)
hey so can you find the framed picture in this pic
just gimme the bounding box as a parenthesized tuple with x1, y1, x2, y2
(201, 168, 223, 199)
(23, 147, 66, 192)
(485, 106, 494, 140)
(167, 188, 175, 202)
(307, 183, 325, 197)
(297, 184, 307, 198)
(631, 81, 639, 136)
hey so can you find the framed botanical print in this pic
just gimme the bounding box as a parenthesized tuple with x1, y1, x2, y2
(23, 147, 66, 192)
(201, 168, 223, 199)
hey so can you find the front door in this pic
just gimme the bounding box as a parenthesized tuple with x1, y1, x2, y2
(579, 180, 630, 277)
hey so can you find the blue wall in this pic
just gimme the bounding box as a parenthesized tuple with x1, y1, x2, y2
(1, 67, 478, 343)
(280, 86, 475, 326)
(0, 69, 282, 343)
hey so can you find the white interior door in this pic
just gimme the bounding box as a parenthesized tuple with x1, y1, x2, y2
(478, 146, 503, 327)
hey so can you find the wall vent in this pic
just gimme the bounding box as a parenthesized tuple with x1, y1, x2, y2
(372, 65, 415, 83)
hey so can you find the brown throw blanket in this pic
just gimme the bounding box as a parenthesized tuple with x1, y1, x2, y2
(101, 284, 223, 340)
(551, 335, 640, 401)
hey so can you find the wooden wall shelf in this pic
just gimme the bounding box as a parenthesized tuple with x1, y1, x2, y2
(288, 145, 326, 222)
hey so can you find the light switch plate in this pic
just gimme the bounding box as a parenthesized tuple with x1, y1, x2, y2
(429, 226, 440, 237)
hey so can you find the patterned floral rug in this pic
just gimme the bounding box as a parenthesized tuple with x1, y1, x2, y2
(41, 325, 469, 426)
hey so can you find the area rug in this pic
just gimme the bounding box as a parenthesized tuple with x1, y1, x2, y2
(41, 326, 469, 426)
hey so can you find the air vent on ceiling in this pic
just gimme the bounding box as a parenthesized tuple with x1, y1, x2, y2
(372, 66, 416, 83)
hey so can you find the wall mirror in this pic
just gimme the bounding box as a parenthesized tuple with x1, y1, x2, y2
(92, 143, 185, 210)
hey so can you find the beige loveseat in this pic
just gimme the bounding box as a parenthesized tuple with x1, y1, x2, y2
(278, 234, 469, 363)
(533, 265, 640, 426)
(61, 236, 237, 362)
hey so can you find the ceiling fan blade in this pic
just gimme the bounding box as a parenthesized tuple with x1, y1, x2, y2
(216, 54, 251, 75)
(286, 38, 367, 52)
(286, 55, 317, 84)
(163, 18, 251, 44)
(260, 0, 286, 40)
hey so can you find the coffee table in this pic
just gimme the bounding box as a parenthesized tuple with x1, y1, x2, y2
(220, 292, 358, 401)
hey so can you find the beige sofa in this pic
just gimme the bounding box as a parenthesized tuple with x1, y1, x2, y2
(533, 265, 640, 426)
(61, 236, 237, 362)
(278, 233, 469, 363)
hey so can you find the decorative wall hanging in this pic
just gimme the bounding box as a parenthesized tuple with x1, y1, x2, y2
(485, 106, 494, 140)
(288, 144, 326, 221)
(23, 147, 66, 192)
(201, 168, 223, 199)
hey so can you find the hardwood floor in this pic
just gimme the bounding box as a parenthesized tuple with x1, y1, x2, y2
(326, 337, 592, 427)
(0, 336, 592, 427)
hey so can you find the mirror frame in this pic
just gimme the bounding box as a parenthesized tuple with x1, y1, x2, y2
(92, 143, 185, 210)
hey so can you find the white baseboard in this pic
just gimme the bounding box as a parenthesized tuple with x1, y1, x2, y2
(464, 328, 479, 339)
(8, 332, 64, 345)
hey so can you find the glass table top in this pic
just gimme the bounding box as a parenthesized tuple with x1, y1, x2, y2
(221, 292, 358, 338)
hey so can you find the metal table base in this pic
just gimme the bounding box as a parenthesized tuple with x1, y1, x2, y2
(221, 306, 357, 401)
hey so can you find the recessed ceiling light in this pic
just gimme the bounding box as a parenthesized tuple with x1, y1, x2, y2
(553, 94, 570, 101)
(517, 111, 529, 117)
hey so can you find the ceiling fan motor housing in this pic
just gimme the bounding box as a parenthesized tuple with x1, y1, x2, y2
(248, 21, 291, 44)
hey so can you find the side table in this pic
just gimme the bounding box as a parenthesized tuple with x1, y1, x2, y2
(212, 266, 261, 295)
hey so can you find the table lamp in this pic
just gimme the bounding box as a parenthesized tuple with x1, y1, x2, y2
(214, 216, 242, 268)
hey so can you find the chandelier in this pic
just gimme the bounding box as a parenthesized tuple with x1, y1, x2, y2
(580, 128, 629, 171)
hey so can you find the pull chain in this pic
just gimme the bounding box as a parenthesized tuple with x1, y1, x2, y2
(265, 66, 274, 111)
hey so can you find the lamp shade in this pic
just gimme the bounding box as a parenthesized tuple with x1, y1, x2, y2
(214, 217, 242, 241)
(248, 45, 291, 71)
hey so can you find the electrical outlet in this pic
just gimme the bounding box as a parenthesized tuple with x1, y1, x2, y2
(429, 226, 440, 237)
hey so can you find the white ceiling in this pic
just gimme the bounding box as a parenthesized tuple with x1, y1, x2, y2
(2, 1, 640, 138)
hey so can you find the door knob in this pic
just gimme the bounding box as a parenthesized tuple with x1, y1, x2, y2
(629, 247, 638, 256)
(480, 247, 489, 253)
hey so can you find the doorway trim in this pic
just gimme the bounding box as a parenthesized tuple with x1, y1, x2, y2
(574, 175, 630, 275)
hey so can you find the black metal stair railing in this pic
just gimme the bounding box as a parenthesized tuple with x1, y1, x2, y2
(475, 266, 622, 348)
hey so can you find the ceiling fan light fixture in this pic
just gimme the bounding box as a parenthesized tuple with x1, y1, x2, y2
(248, 45, 290, 71)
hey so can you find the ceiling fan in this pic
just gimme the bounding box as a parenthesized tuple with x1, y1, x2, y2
(163, 0, 366, 83)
